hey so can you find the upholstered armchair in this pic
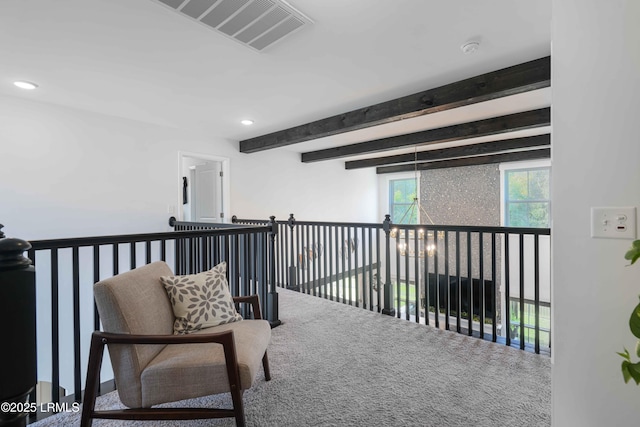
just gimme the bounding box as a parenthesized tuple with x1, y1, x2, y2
(80, 261, 271, 427)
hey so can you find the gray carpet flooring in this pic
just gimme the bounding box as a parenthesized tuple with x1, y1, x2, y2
(33, 288, 551, 426)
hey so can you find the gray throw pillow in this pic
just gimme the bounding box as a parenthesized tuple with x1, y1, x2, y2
(160, 261, 243, 335)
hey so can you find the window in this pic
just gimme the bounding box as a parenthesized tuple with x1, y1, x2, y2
(504, 167, 550, 227)
(389, 178, 418, 224)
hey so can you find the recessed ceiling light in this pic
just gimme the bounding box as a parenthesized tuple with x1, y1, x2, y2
(240, 119, 254, 126)
(13, 81, 39, 90)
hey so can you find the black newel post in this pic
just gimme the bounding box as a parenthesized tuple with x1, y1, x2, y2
(0, 225, 36, 427)
(286, 214, 298, 291)
(381, 215, 395, 316)
(267, 216, 281, 327)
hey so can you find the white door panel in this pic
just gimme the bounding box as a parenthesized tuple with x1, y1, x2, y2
(191, 162, 222, 223)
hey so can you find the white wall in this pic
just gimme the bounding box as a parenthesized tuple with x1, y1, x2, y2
(552, 1, 640, 425)
(0, 95, 377, 240)
(0, 94, 377, 391)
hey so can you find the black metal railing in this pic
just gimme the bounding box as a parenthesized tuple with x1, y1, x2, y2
(8, 211, 549, 420)
(21, 220, 278, 408)
(233, 214, 551, 355)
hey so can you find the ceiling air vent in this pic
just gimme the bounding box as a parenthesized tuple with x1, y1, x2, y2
(153, 0, 312, 52)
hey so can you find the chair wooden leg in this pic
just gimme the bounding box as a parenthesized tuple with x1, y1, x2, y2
(262, 351, 271, 381)
(80, 333, 106, 427)
(228, 383, 245, 427)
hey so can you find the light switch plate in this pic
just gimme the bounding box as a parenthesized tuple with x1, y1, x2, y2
(590, 207, 637, 239)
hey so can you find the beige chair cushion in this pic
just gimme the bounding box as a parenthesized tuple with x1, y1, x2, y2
(140, 318, 272, 407)
(93, 261, 175, 408)
(160, 262, 243, 335)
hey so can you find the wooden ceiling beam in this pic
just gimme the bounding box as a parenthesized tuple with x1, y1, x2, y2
(376, 148, 551, 174)
(345, 134, 550, 169)
(239, 56, 551, 153)
(301, 107, 550, 163)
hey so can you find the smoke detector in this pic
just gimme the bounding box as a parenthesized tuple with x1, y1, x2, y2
(152, 0, 312, 52)
(461, 41, 480, 54)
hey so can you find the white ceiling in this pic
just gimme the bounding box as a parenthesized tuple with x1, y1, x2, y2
(0, 0, 551, 160)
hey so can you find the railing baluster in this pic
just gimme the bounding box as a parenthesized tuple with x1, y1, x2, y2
(324, 226, 329, 299)
(424, 230, 430, 326)
(288, 217, 295, 289)
(395, 230, 401, 319)
(113, 244, 119, 275)
(434, 231, 440, 328)
(403, 228, 409, 321)
(352, 227, 357, 306)
(341, 226, 346, 304)
(277, 224, 282, 287)
(251, 234, 258, 296)
(50, 248, 60, 404)
(334, 225, 339, 302)
(376, 227, 381, 313)
(315, 225, 320, 298)
(146, 241, 151, 264)
(190, 235, 197, 274)
(130, 241, 136, 270)
(345, 227, 350, 304)
(328, 225, 334, 301)
(368, 227, 373, 311)
(467, 231, 472, 336)
(175, 236, 180, 274)
(232, 234, 240, 295)
(444, 230, 450, 330)
(296, 221, 301, 292)
(479, 232, 485, 339)
(519, 233, 525, 350)
(534, 234, 541, 354)
(93, 245, 100, 332)
(72, 247, 81, 401)
(358, 227, 364, 308)
(304, 225, 312, 295)
(505, 233, 511, 346)
(491, 232, 497, 342)
(455, 231, 461, 333)
(414, 228, 419, 323)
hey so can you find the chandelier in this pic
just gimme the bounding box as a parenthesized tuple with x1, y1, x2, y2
(389, 146, 443, 258)
(390, 203, 441, 258)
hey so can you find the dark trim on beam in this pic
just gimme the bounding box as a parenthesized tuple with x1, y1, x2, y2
(302, 107, 550, 163)
(345, 134, 551, 169)
(376, 148, 551, 174)
(239, 56, 551, 153)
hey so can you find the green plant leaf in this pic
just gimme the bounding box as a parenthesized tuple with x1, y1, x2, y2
(626, 361, 640, 385)
(622, 360, 632, 384)
(618, 348, 631, 361)
(630, 301, 640, 339)
(636, 340, 640, 359)
(624, 240, 640, 265)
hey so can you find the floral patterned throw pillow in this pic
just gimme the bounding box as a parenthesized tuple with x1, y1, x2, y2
(160, 262, 243, 335)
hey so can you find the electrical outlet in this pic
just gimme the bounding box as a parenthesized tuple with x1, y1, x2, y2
(590, 207, 636, 239)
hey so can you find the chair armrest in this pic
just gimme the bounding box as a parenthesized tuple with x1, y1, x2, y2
(94, 330, 235, 346)
(233, 294, 264, 320)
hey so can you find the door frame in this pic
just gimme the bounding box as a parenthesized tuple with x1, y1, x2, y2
(178, 151, 231, 222)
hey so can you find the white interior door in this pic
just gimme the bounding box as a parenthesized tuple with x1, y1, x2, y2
(191, 161, 223, 222)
